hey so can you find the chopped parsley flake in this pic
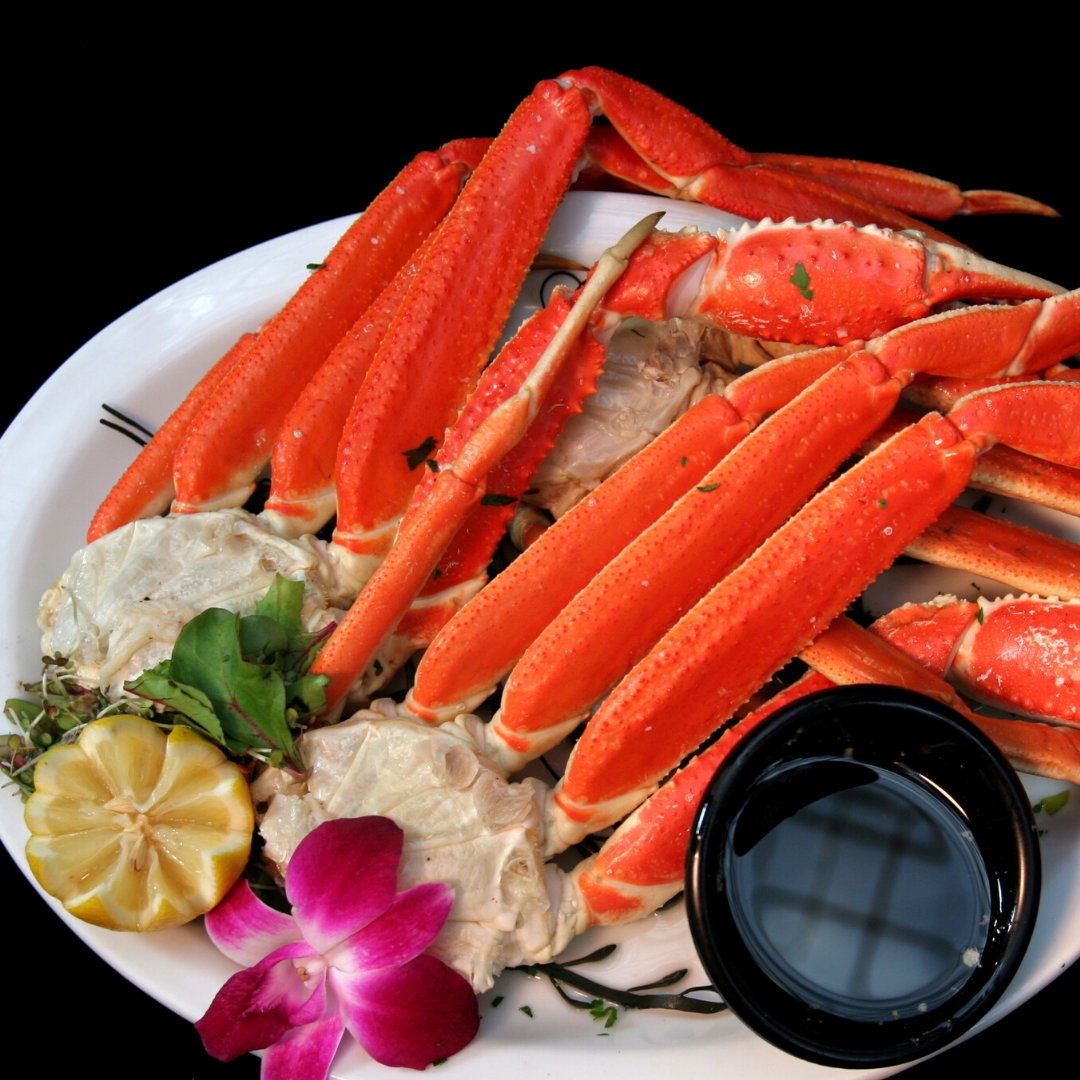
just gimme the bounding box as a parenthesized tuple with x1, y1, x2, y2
(697, 483, 720, 493)
(403, 436, 438, 470)
(306, 262, 327, 270)
(519, 1005, 533, 1018)
(1033, 791, 1070, 816)
(490, 996, 504, 1008)
(789, 261, 813, 301)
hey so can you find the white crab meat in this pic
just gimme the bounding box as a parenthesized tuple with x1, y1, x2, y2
(260, 711, 588, 992)
(37, 509, 363, 695)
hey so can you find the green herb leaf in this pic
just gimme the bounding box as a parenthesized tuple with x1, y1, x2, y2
(255, 575, 305, 639)
(681, 457, 688, 467)
(306, 262, 326, 270)
(283, 624, 333, 679)
(286, 672, 331, 719)
(976, 608, 985, 624)
(481, 494, 519, 507)
(372, 659, 384, 677)
(169, 609, 299, 769)
(589, 1000, 618, 1028)
(490, 996, 504, 1008)
(697, 484, 720, 493)
(432, 568, 443, 581)
(125, 668, 227, 745)
(519, 1005, 533, 1018)
(426, 459, 439, 473)
(877, 498, 887, 509)
(239, 614, 290, 665)
(403, 436, 438, 471)
(1033, 790, 1070, 816)
(789, 261, 813, 301)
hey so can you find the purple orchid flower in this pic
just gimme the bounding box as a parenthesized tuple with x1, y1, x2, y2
(195, 817, 479, 1075)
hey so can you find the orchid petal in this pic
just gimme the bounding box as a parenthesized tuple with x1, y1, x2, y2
(329, 882, 454, 974)
(262, 1002, 345, 1080)
(287, 817, 403, 954)
(204, 878, 302, 966)
(196, 941, 316, 1061)
(332, 955, 479, 1070)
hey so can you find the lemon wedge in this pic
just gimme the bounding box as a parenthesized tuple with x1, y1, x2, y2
(24, 714, 254, 932)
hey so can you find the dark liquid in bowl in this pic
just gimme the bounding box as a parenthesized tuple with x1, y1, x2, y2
(726, 758, 991, 1023)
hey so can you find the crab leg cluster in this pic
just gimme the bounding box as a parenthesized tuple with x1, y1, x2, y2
(72, 68, 1080, 989)
(573, 599, 1080, 928)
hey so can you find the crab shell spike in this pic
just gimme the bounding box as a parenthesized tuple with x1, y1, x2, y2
(330, 80, 593, 562)
(749, 153, 1061, 221)
(170, 148, 477, 516)
(311, 214, 660, 714)
(904, 504, 1080, 600)
(87, 330, 257, 543)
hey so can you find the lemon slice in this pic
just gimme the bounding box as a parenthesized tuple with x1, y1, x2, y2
(24, 715, 254, 932)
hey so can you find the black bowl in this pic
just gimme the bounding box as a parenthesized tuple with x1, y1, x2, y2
(685, 685, 1040, 1069)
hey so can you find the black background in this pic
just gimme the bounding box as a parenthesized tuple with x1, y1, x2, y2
(5, 29, 1076, 1079)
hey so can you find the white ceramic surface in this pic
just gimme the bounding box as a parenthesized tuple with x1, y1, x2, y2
(1, 192, 1076, 1080)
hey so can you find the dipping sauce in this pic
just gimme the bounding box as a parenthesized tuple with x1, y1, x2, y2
(686, 685, 1040, 1068)
(725, 758, 991, 1023)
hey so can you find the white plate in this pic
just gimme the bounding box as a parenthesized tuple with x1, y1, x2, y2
(1, 191, 1076, 1079)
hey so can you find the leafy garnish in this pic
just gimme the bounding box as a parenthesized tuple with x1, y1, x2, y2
(519, 1006, 533, 1018)
(3, 661, 155, 798)
(490, 996, 504, 1008)
(697, 484, 720, 493)
(403, 437, 438, 470)
(681, 456, 688, 467)
(122, 575, 332, 769)
(789, 261, 813, 301)
(877, 498, 887, 509)
(976, 607, 985, 624)
(481, 494, 519, 507)
(306, 262, 327, 270)
(426, 459, 439, 473)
